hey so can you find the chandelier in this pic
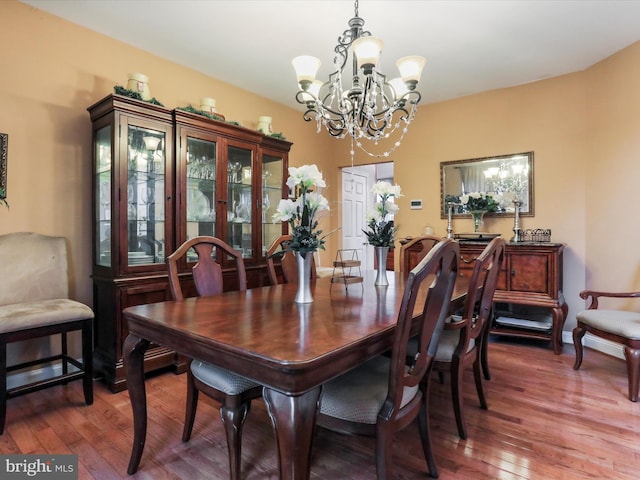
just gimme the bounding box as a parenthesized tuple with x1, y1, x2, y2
(292, 0, 426, 158)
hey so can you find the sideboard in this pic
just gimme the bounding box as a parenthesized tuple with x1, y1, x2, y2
(457, 241, 567, 354)
(400, 238, 567, 354)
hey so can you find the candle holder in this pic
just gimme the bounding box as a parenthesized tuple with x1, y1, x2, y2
(511, 200, 523, 243)
(446, 202, 456, 239)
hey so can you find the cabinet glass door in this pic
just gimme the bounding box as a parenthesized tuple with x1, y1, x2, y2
(226, 144, 253, 258)
(261, 153, 284, 255)
(126, 125, 166, 266)
(185, 136, 217, 258)
(95, 125, 112, 266)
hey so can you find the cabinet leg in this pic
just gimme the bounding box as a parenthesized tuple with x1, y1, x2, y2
(551, 306, 567, 355)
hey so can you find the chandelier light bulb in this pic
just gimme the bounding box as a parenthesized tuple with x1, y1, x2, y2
(292, 56, 321, 87)
(352, 36, 383, 73)
(396, 56, 427, 87)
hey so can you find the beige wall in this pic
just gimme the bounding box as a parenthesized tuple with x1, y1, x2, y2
(2, 1, 640, 341)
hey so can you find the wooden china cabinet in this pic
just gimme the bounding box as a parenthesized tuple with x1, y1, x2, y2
(88, 94, 289, 391)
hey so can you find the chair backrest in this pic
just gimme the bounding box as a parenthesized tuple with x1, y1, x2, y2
(0, 232, 69, 305)
(399, 235, 442, 276)
(167, 236, 247, 301)
(382, 238, 459, 422)
(459, 237, 506, 343)
(265, 234, 317, 286)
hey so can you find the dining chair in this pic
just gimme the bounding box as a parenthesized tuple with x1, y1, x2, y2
(574, 289, 640, 401)
(399, 235, 442, 276)
(265, 234, 317, 285)
(317, 238, 459, 479)
(166, 236, 263, 480)
(433, 237, 505, 440)
(0, 232, 94, 434)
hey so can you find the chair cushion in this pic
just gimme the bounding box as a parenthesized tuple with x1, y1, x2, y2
(0, 299, 94, 334)
(319, 356, 419, 425)
(434, 329, 475, 362)
(577, 309, 640, 340)
(191, 360, 260, 395)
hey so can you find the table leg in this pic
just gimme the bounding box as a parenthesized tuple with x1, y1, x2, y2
(263, 386, 321, 480)
(123, 334, 150, 475)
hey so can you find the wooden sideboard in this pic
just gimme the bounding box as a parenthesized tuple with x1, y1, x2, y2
(458, 241, 567, 354)
(400, 238, 567, 354)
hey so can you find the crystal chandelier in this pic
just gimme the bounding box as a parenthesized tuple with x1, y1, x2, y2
(292, 0, 426, 158)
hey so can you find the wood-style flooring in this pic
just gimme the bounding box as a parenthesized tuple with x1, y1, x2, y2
(2, 337, 640, 479)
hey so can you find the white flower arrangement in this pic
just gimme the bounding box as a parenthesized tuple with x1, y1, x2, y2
(273, 164, 330, 257)
(363, 181, 403, 248)
(459, 191, 500, 212)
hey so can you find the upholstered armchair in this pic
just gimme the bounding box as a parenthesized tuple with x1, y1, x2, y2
(574, 289, 640, 401)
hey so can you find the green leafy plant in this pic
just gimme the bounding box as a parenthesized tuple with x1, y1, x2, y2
(177, 105, 225, 122)
(0, 187, 8, 208)
(114, 85, 164, 106)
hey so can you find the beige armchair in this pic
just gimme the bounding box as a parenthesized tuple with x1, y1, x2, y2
(0, 232, 94, 433)
(573, 290, 640, 401)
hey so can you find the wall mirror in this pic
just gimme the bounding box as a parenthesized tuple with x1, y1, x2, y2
(440, 151, 534, 218)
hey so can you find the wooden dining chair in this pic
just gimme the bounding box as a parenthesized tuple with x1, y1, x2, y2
(433, 237, 505, 440)
(399, 235, 442, 276)
(265, 234, 317, 285)
(166, 236, 263, 480)
(317, 238, 459, 479)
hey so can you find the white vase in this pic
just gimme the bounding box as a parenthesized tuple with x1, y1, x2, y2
(374, 246, 389, 286)
(295, 251, 314, 304)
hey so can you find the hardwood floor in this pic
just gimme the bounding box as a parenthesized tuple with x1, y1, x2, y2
(2, 338, 640, 479)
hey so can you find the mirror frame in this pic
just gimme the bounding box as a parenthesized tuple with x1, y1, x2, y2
(440, 151, 534, 218)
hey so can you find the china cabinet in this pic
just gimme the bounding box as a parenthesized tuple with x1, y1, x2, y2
(88, 94, 290, 391)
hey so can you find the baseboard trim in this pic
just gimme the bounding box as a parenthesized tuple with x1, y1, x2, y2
(562, 330, 624, 360)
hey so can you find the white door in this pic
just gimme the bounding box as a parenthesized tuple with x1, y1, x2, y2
(341, 169, 372, 271)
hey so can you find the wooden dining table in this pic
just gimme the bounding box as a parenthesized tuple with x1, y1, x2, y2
(122, 270, 468, 479)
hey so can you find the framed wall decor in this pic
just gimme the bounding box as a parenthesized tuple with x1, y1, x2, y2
(0, 132, 7, 201)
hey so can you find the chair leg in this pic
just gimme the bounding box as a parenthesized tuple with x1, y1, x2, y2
(220, 401, 251, 480)
(0, 343, 6, 434)
(623, 346, 640, 402)
(418, 383, 439, 478)
(375, 422, 394, 480)
(62, 331, 69, 379)
(473, 356, 487, 410)
(480, 311, 493, 380)
(450, 356, 467, 440)
(572, 325, 587, 370)
(182, 369, 199, 442)
(82, 320, 93, 405)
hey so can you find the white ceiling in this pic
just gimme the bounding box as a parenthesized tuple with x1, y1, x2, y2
(22, 0, 640, 109)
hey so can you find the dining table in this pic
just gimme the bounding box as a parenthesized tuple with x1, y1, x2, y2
(122, 270, 468, 479)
